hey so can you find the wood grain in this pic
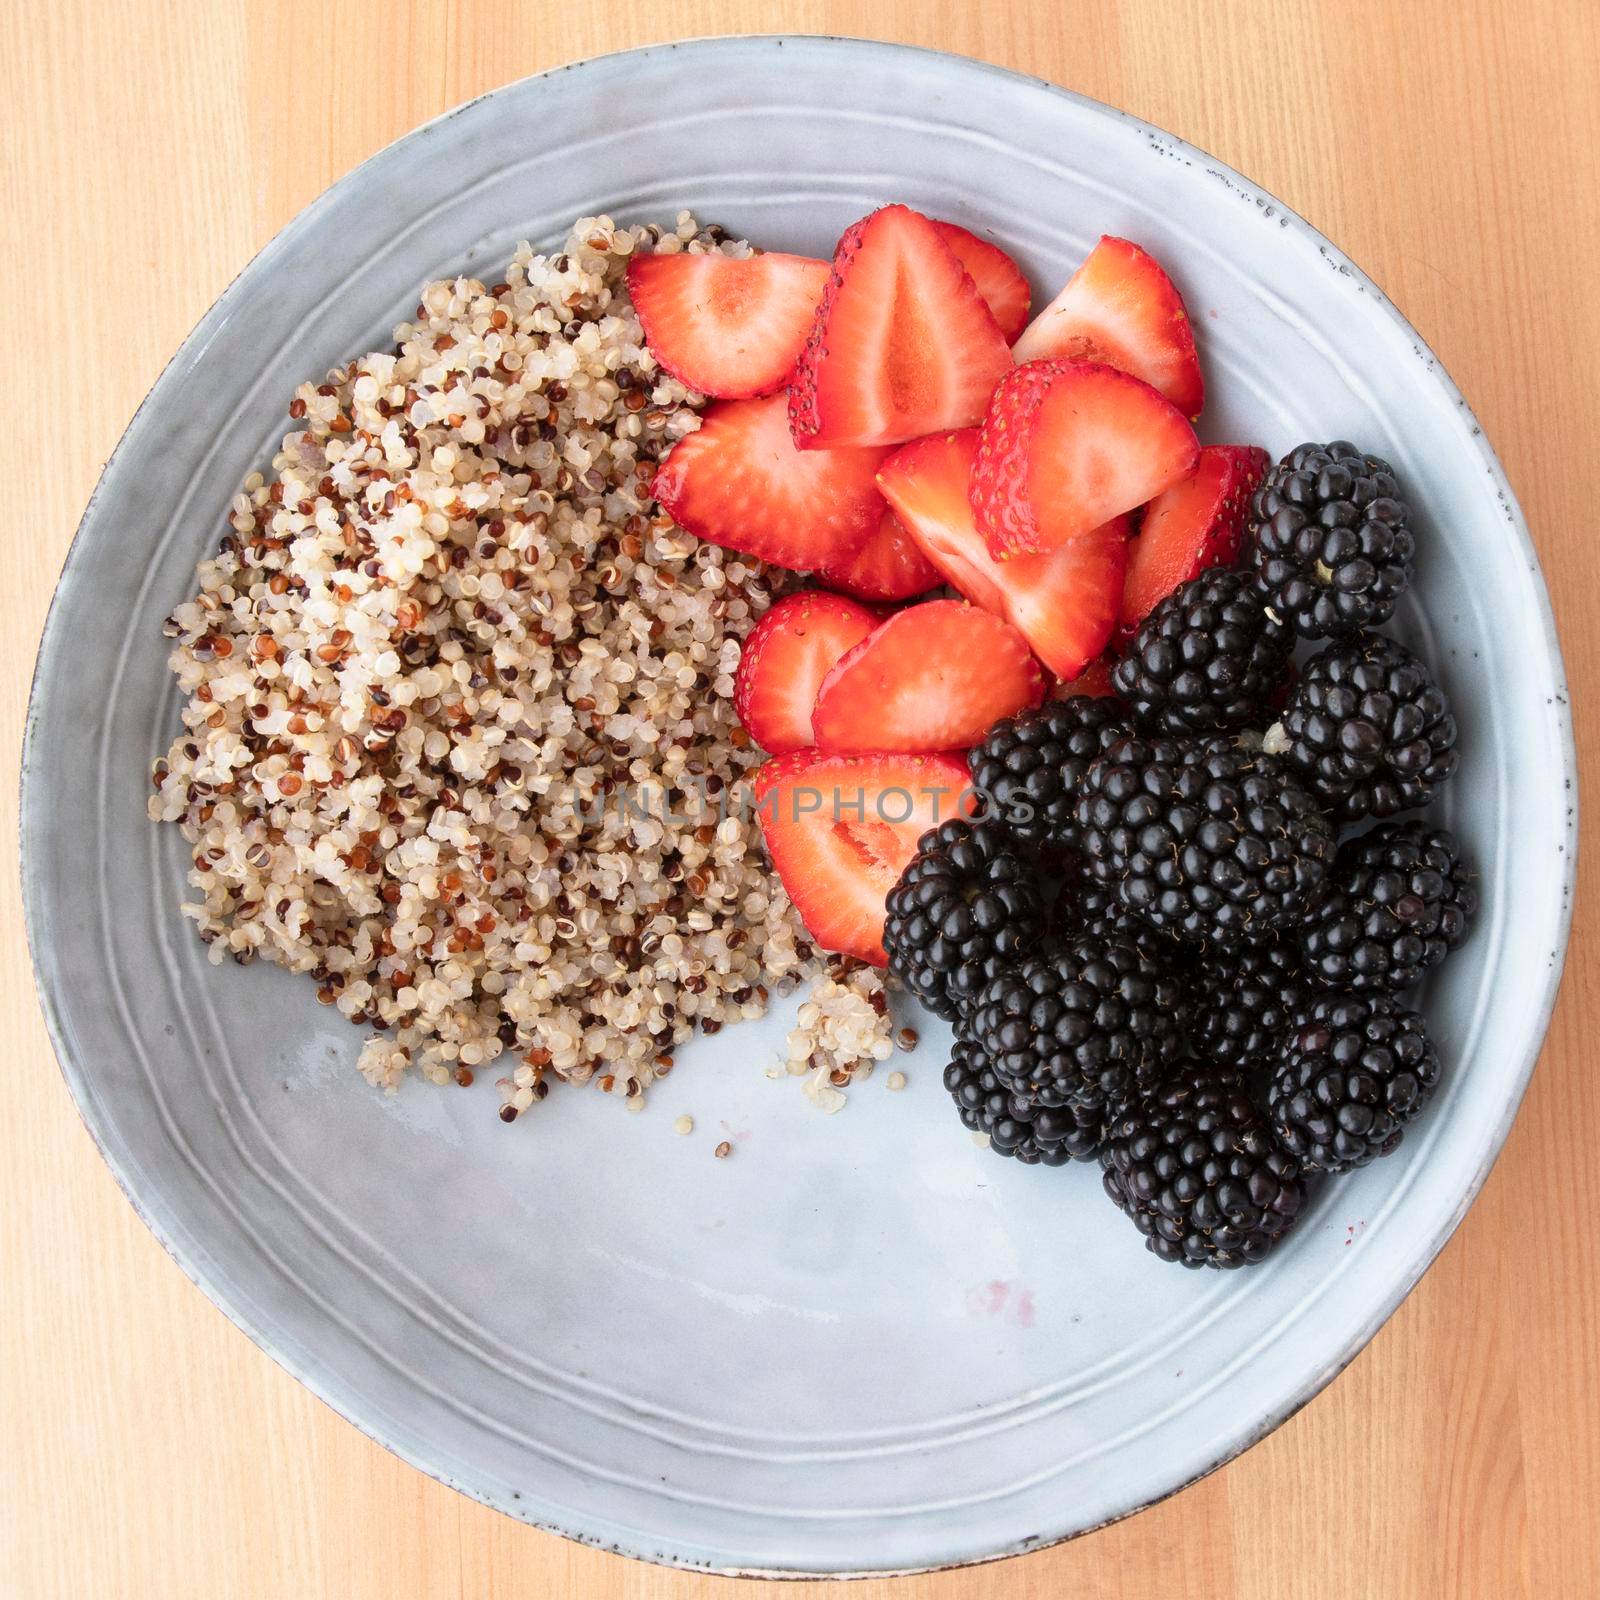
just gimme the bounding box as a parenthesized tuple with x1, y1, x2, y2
(3, 2, 1597, 1595)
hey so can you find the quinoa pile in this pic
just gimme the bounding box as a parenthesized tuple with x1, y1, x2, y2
(149, 215, 895, 1116)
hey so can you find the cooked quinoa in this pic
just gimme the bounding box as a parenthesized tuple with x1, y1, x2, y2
(766, 964, 897, 1113)
(149, 214, 894, 1112)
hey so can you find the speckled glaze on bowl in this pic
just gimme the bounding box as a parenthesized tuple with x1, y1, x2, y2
(21, 36, 1575, 1578)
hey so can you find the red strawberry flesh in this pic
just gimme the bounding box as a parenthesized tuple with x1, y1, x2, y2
(789, 204, 1012, 450)
(1013, 235, 1204, 416)
(970, 359, 1199, 556)
(627, 250, 830, 399)
(755, 750, 974, 964)
(932, 221, 1032, 342)
(819, 508, 942, 601)
(874, 430, 1008, 614)
(1120, 444, 1271, 629)
(877, 428, 1131, 680)
(651, 393, 889, 570)
(733, 592, 879, 754)
(1001, 517, 1130, 682)
(811, 598, 1045, 753)
(1053, 655, 1122, 699)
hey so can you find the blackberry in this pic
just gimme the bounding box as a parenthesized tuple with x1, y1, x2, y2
(1302, 822, 1476, 992)
(1076, 734, 1336, 949)
(970, 936, 1191, 1115)
(883, 818, 1049, 1021)
(1059, 874, 1156, 947)
(1112, 569, 1291, 733)
(1191, 937, 1310, 1075)
(967, 697, 1130, 851)
(1052, 870, 1197, 985)
(1101, 1063, 1306, 1268)
(1268, 992, 1440, 1172)
(943, 1017, 1103, 1165)
(1268, 632, 1458, 823)
(1247, 441, 1415, 639)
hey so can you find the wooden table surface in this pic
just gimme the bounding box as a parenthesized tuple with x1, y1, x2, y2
(4, 2, 1598, 1595)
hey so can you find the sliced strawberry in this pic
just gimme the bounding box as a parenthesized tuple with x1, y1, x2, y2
(1120, 445, 1270, 630)
(811, 599, 1044, 754)
(627, 250, 830, 399)
(755, 750, 974, 964)
(878, 429, 1130, 680)
(1001, 517, 1130, 683)
(733, 592, 879, 753)
(932, 221, 1031, 342)
(751, 746, 821, 805)
(1053, 655, 1121, 699)
(875, 430, 1009, 613)
(819, 509, 942, 601)
(970, 359, 1198, 557)
(652, 394, 889, 570)
(789, 205, 1012, 450)
(1012, 236, 1204, 416)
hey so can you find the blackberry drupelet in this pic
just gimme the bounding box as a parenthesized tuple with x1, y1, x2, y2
(1267, 631, 1458, 823)
(1112, 568, 1291, 733)
(971, 936, 1191, 1115)
(1247, 441, 1415, 639)
(967, 697, 1130, 851)
(1191, 937, 1310, 1075)
(883, 818, 1049, 1021)
(1268, 992, 1440, 1171)
(1075, 734, 1337, 949)
(943, 1017, 1104, 1165)
(1301, 822, 1476, 991)
(1100, 1063, 1306, 1268)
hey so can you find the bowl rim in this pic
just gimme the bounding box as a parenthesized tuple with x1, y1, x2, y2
(20, 32, 1579, 1579)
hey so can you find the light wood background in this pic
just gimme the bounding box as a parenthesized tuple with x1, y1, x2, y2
(3, 2, 1598, 1596)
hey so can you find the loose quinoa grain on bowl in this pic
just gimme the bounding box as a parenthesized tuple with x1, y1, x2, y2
(148, 213, 895, 1123)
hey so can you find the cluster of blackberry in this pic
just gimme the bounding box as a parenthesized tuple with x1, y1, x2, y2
(883, 441, 1477, 1270)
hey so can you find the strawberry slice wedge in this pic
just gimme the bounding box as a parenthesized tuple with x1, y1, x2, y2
(1000, 518, 1131, 684)
(651, 394, 889, 570)
(970, 359, 1199, 557)
(874, 430, 1009, 613)
(819, 509, 942, 601)
(755, 750, 974, 964)
(932, 221, 1032, 342)
(811, 599, 1045, 753)
(734, 592, 879, 753)
(628, 250, 830, 399)
(1012, 236, 1205, 416)
(1120, 444, 1271, 630)
(879, 429, 1130, 679)
(789, 204, 1012, 450)
(1053, 655, 1122, 699)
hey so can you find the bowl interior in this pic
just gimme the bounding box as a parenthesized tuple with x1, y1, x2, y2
(21, 37, 1573, 1577)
